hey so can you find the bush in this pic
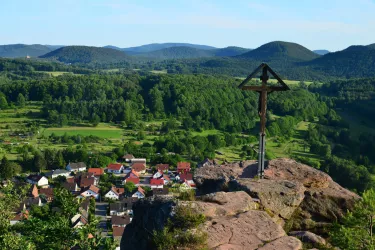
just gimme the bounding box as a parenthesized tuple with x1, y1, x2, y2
(152, 204, 207, 250)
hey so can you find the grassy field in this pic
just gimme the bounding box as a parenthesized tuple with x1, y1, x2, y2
(42, 124, 124, 138)
(150, 70, 168, 74)
(235, 77, 316, 86)
(36, 71, 78, 76)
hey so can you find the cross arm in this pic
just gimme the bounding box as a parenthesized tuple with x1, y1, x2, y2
(240, 86, 289, 91)
(238, 63, 266, 89)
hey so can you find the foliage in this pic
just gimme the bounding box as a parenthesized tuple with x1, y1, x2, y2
(330, 189, 375, 250)
(152, 204, 207, 250)
(124, 182, 137, 195)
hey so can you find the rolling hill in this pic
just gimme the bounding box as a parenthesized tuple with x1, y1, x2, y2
(0, 44, 52, 58)
(313, 50, 330, 55)
(237, 41, 320, 62)
(39, 46, 129, 64)
(135, 46, 215, 59)
(213, 46, 251, 57)
(123, 43, 217, 54)
(305, 44, 375, 78)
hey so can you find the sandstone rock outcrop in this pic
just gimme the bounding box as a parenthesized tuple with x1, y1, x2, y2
(194, 160, 257, 194)
(289, 231, 326, 246)
(190, 191, 258, 218)
(233, 179, 306, 220)
(195, 158, 359, 230)
(205, 210, 287, 249)
(122, 158, 360, 250)
(257, 236, 302, 250)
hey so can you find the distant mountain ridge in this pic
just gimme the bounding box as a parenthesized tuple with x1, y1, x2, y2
(313, 50, 330, 55)
(39, 46, 129, 64)
(0, 44, 52, 58)
(122, 43, 217, 54)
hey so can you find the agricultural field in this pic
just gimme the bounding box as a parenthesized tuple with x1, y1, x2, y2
(35, 71, 78, 76)
(42, 124, 124, 138)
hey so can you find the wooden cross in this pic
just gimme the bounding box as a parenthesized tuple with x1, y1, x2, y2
(238, 63, 290, 178)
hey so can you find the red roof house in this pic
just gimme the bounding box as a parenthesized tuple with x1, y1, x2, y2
(156, 164, 169, 172)
(177, 162, 191, 174)
(124, 170, 140, 185)
(132, 163, 146, 174)
(179, 173, 193, 182)
(150, 178, 164, 188)
(107, 163, 124, 174)
(88, 168, 104, 176)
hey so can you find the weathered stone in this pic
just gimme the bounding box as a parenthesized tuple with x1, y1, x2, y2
(257, 236, 302, 250)
(265, 158, 332, 188)
(234, 179, 306, 220)
(191, 191, 258, 218)
(289, 231, 326, 246)
(194, 160, 257, 194)
(205, 210, 286, 250)
(263, 158, 360, 230)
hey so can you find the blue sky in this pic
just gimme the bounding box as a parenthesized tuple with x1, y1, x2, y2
(1, 0, 374, 51)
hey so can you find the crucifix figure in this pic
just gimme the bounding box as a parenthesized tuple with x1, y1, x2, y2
(238, 63, 290, 179)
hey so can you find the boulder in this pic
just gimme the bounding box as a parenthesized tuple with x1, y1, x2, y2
(205, 210, 286, 250)
(194, 160, 257, 194)
(289, 231, 326, 246)
(257, 236, 302, 250)
(233, 179, 306, 220)
(190, 191, 258, 218)
(263, 159, 360, 230)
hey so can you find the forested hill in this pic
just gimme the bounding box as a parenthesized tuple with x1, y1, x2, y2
(0, 44, 52, 58)
(136, 46, 215, 59)
(122, 43, 217, 54)
(213, 46, 251, 57)
(237, 41, 320, 62)
(39, 46, 129, 64)
(135, 46, 251, 59)
(304, 44, 375, 78)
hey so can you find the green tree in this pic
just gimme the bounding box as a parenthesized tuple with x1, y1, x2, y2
(0, 156, 13, 179)
(33, 153, 47, 172)
(16, 93, 26, 107)
(0, 95, 8, 109)
(91, 113, 100, 127)
(330, 189, 375, 250)
(124, 182, 136, 195)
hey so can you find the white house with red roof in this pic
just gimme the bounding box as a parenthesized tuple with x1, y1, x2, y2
(80, 185, 100, 200)
(123, 170, 140, 185)
(107, 163, 124, 174)
(132, 186, 146, 199)
(105, 186, 125, 200)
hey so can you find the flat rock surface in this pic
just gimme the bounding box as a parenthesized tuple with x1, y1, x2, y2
(257, 236, 302, 250)
(191, 191, 258, 218)
(235, 179, 306, 220)
(265, 158, 332, 188)
(205, 210, 286, 250)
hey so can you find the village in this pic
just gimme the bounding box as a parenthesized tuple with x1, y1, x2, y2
(6, 153, 203, 243)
